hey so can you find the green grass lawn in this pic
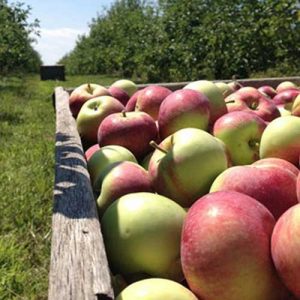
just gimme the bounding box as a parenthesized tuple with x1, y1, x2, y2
(0, 74, 118, 299)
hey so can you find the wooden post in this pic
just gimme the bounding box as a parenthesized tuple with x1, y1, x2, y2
(48, 87, 114, 300)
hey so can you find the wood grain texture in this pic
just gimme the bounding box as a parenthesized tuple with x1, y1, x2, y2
(49, 87, 114, 300)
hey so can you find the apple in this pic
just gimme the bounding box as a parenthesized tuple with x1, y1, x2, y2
(225, 87, 280, 122)
(183, 80, 227, 125)
(259, 116, 300, 165)
(95, 161, 153, 216)
(227, 80, 243, 91)
(97, 111, 158, 160)
(115, 278, 198, 300)
(148, 128, 228, 207)
(210, 163, 298, 219)
(291, 94, 300, 117)
(181, 190, 288, 300)
(213, 111, 266, 165)
(258, 85, 277, 99)
(87, 145, 137, 187)
(125, 89, 144, 111)
(273, 89, 300, 110)
(252, 157, 299, 177)
(69, 83, 110, 118)
(110, 79, 137, 97)
(140, 151, 153, 170)
(158, 89, 210, 140)
(84, 144, 100, 161)
(215, 81, 235, 98)
(101, 192, 186, 281)
(135, 85, 172, 120)
(276, 81, 299, 93)
(108, 86, 130, 106)
(76, 96, 125, 146)
(271, 203, 300, 298)
(277, 104, 292, 116)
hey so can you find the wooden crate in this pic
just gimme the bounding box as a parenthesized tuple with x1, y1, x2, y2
(49, 76, 300, 300)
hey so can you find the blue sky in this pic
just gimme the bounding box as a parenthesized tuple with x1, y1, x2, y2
(8, 0, 115, 64)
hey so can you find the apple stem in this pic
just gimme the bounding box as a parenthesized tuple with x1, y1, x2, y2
(87, 83, 92, 94)
(149, 141, 168, 154)
(225, 100, 235, 104)
(122, 110, 127, 117)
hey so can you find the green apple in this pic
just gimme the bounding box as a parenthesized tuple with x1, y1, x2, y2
(116, 278, 198, 300)
(215, 81, 234, 98)
(87, 145, 137, 187)
(111, 79, 138, 97)
(184, 80, 227, 124)
(76, 96, 124, 145)
(291, 94, 300, 117)
(148, 128, 228, 207)
(260, 116, 300, 165)
(213, 111, 267, 165)
(101, 192, 186, 281)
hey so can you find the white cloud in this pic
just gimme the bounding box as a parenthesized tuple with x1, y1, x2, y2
(33, 27, 88, 65)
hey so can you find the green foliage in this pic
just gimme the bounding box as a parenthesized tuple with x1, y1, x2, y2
(61, 0, 300, 82)
(0, 0, 41, 75)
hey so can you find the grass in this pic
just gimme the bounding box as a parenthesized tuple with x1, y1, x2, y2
(0, 74, 118, 299)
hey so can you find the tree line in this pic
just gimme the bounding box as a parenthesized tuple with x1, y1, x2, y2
(60, 0, 300, 82)
(0, 0, 41, 75)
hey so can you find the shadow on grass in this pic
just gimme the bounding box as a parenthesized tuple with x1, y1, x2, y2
(0, 112, 24, 125)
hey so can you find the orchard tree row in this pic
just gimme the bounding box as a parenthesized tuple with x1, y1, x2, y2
(60, 0, 300, 82)
(0, 0, 41, 75)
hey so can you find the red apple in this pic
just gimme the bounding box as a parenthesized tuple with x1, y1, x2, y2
(210, 163, 298, 219)
(108, 86, 130, 106)
(69, 83, 110, 118)
(181, 191, 288, 300)
(271, 203, 300, 298)
(273, 89, 300, 111)
(135, 85, 172, 120)
(84, 144, 100, 161)
(125, 89, 144, 111)
(225, 86, 280, 122)
(158, 89, 210, 140)
(258, 85, 277, 99)
(97, 111, 158, 160)
(276, 81, 299, 93)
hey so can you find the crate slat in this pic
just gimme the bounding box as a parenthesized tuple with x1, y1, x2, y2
(49, 87, 114, 300)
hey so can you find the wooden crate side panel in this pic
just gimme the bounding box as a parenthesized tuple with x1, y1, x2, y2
(49, 87, 114, 300)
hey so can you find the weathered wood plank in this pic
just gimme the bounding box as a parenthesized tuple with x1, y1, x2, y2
(49, 87, 114, 300)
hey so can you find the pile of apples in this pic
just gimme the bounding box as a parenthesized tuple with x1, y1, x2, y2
(69, 78, 300, 300)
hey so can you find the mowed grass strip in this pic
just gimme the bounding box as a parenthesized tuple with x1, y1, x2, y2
(0, 74, 117, 299)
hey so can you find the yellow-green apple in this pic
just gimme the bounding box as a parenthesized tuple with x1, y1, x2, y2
(101, 192, 186, 281)
(291, 94, 300, 117)
(84, 144, 100, 161)
(181, 190, 288, 300)
(225, 87, 280, 122)
(140, 151, 153, 170)
(271, 203, 300, 298)
(259, 116, 300, 165)
(87, 145, 137, 187)
(95, 161, 153, 216)
(277, 104, 292, 116)
(258, 85, 277, 99)
(125, 89, 144, 111)
(183, 80, 227, 125)
(210, 163, 298, 219)
(108, 86, 130, 106)
(76, 96, 124, 146)
(135, 85, 172, 120)
(148, 128, 228, 207)
(97, 111, 158, 160)
(110, 79, 137, 97)
(273, 89, 300, 111)
(69, 83, 110, 118)
(115, 278, 198, 300)
(158, 89, 210, 140)
(213, 111, 266, 165)
(215, 81, 235, 98)
(276, 81, 299, 93)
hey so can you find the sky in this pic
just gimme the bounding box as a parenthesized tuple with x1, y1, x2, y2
(8, 0, 115, 65)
